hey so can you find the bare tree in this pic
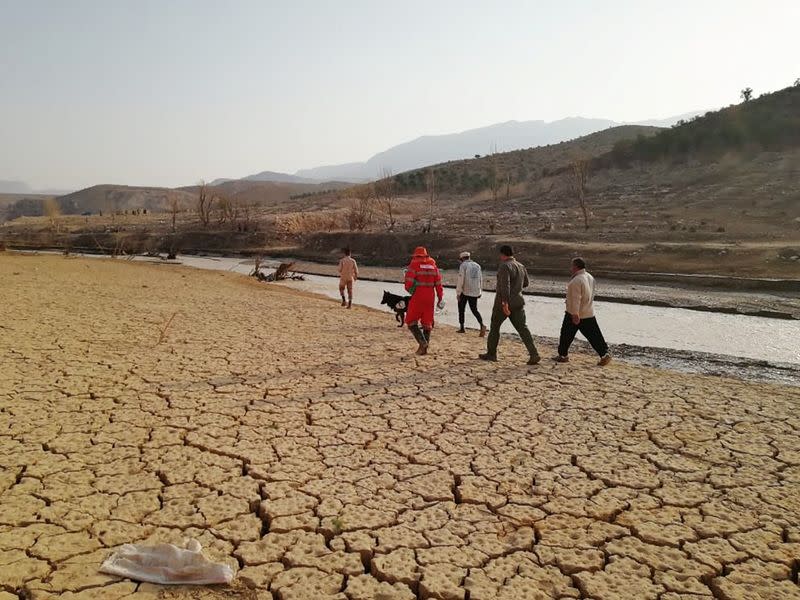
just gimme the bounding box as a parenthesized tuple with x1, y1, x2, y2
(488, 144, 501, 205)
(105, 189, 121, 223)
(197, 181, 213, 227)
(168, 192, 181, 233)
(571, 158, 590, 230)
(374, 168, 397, 232)
(215, 194, 236, 226)
(346, 185, 375, 231)
(740, 87, 753, 102)
(237, 199, 255, 231)
(43, 197, 61, 231)
(794, 78, 800, 87)
(424, 168, 437, 233)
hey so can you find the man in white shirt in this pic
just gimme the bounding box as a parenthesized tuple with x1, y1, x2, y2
(555, 257, 611, 366)
(455, 251, 486, 336)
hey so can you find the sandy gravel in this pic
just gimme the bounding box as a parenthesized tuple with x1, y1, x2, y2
(1, 254, 799, 600)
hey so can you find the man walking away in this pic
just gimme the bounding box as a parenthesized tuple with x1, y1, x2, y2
(479, 245, 540, 365)
(456, 251, 486, 336)
(337, 247, 358, 308)
(555, 257, 611, 366)
(404, 246, 445, 355)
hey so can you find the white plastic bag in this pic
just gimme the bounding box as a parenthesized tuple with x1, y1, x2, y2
(100, 539, 234, 585)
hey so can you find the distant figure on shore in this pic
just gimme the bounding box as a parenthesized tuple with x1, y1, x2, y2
(555, 257, 612, 366)
(456, 251, 486, 336)
(404, 246, 444, 355)
(479, 245, 540, 365)
(337, 247, 358, 308)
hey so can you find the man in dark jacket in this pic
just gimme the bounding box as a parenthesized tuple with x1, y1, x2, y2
(479, 245, 540, 365)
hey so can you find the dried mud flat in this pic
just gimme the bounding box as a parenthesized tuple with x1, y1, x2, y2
(1, 255, 799, 600)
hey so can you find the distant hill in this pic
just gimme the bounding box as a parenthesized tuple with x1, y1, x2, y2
(209, 170, 324, 186)
(1, 179, 353, 222)
(603, 85, 800, 167)
(176, 179, 352, 215)
(393, 124, 662, 193)
(0, 193, 55, 222)
(1, 185, 196, 221)
(293, 162, 368, 183)
(53, 185, 195, 215)
(293, 113, 702, 182)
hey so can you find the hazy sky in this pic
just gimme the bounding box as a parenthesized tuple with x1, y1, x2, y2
(2, 0, 799, 190)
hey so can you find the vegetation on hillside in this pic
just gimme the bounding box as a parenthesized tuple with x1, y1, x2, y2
(604, 84, 800, 167)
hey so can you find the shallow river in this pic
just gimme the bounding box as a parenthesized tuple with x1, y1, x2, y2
(172, 255, 799, 368)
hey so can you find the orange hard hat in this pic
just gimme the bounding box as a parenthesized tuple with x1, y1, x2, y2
(412, 246, 429, 257)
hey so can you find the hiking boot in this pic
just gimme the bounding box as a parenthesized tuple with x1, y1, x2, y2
(409, 325, 429, 355)
(479, 324, 487, 337)
(347, 300, 352, 309)
(553, 355, 569, 363)
(598, 354, 612, 367)
(340, 299, 347, 307)
(527, 355, 541, 366)
(478, 353, 498, 362)
(457, 327, 466, 334)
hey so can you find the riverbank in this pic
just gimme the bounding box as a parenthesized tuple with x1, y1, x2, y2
(2, 253, 800, 599)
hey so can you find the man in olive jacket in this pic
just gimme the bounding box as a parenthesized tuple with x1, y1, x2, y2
(479, 245, 541, 365)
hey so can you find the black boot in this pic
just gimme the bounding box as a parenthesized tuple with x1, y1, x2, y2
(423, 329, 431, 344)
(409, 324, 428, 355)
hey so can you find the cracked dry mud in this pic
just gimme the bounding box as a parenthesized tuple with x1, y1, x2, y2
(1, 254, 799, 600)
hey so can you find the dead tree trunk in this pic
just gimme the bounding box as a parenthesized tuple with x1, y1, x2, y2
(425, 168, 437, 233)
(572, 159, 590, 230)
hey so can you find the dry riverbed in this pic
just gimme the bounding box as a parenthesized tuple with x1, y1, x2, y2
(1, 254, 799, 600)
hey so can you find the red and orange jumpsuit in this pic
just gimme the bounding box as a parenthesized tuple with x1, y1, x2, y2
(404, 255, 444, 330)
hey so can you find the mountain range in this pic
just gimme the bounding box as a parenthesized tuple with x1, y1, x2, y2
(291, 112, 704, 182)
(1, 111, 704, 193)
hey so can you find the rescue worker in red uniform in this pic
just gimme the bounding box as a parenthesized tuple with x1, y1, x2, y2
(404, 246, 444, 355)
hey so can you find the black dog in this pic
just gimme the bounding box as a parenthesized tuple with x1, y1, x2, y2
(381, 291, 411, 327)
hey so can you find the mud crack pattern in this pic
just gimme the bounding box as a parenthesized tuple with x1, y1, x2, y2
(1, 255, 799, 600)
